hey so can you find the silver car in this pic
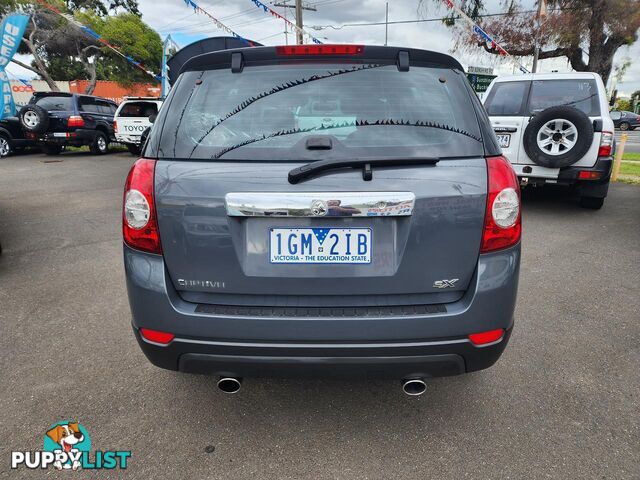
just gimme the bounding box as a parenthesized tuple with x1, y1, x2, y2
(123, 45, 521, 395)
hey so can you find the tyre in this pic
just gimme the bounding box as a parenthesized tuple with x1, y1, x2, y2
(579, 196, 605, 209)
(19, 105, 50, 133)
(523, 106, 594, 168)
(619, 122, 630, 131)
(89, 132, 109, 155)
(43, 145, 62, 155)
(0, 133, 12, 157)
(127, 143, 141, 155)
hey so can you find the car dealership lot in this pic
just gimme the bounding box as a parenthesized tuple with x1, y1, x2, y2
(1, 152, 638, 479)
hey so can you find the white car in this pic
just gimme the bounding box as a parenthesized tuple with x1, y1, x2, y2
(114, 97, 163, 155)
(483, 72, 614, 209)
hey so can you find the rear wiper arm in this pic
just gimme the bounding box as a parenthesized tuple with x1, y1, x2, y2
(288, 156, 439, 184)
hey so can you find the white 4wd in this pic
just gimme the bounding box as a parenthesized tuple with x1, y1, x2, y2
(484, 73, 614, 209)
(114, 97, 163, 155)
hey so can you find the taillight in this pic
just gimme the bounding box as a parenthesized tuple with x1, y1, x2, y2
(123, 158, 162, 254)
(468, 328, 504, 346)
(114, 120, 118, 133)
(67, 115, 85, 128)
(276, 44, 364, 56)
(480, 156, 521, 253)
(598, 131, 613, 157)
(139, 328, 174, 345)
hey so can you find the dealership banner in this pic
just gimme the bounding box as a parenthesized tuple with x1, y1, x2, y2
(0, 13, 30, 119)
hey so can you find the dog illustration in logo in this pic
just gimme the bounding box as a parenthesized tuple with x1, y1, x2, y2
(46, 422, 84, 470)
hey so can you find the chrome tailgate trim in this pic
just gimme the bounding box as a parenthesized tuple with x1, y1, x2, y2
(225, 192, 415, 217)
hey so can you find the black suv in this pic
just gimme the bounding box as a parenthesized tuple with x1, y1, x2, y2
(0, 116, 31, 158)
(19, 92, 117, 155)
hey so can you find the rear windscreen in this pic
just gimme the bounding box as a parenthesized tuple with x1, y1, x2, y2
(118, 102, 158, 117)
(35, 96, 74, 111)
(155, 63, 483, 160)
(528, 79, 600, 116)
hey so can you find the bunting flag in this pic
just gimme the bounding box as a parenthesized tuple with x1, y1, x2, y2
(0, 13, 30, 119)
(31, 0, 161, 80)
(181, 0, 256, 46)
(248, 0, 324, 45)
(443, 0, 529, 74)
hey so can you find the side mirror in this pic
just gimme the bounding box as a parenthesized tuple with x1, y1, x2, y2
(148, 114, 157, 124)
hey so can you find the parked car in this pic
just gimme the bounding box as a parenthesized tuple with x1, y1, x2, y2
(19, 92, 117, 155)
(123, 45, 521, 395)
(610, 110, 640, 131)
(484, 73, 614, 209)
(0, 116, 33, 157)
(114, 97, 162, 155)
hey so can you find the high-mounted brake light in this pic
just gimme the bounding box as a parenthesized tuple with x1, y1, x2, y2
(468, 328, 505, 346)
(123, 158, 162, 254)
(276, 44, 364, 56)
(480, 155, 521, 253)
(67, 115, 85, 128)
(139, 328, 174, 345)
(598, 131, 613, 157)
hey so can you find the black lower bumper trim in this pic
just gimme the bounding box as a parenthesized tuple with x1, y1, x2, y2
(134, 327, 512, 379)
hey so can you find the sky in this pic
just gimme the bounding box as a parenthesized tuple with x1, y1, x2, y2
(6, 0, 640, 97)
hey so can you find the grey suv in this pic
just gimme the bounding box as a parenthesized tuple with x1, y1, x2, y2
(123, 45, 521, 395)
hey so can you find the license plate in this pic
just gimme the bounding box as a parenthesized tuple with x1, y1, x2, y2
(270, 227, 371, 264)
(496, 134, 511, 148)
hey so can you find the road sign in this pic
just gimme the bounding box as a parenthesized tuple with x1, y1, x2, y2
(467, 73, 496, 93)
(467, 66, 494, 75)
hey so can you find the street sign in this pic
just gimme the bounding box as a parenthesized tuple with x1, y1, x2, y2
(467, 66, 494, 75)
(467, 73, 497, 93)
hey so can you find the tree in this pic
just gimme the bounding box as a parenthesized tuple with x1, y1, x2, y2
(422, 0, 640, 85)
(9, 0, 161, 94)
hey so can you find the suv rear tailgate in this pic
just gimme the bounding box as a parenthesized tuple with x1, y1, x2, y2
(155, 159, 486, 305)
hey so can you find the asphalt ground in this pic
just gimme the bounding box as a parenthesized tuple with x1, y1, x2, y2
(1, 151, 639, 479)
(616, 129, 640, 154)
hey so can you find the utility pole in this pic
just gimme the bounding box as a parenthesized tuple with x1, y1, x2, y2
(385, 2, 389, 46)
(273, 0, 317, 44)
(531, 0, 544, 73)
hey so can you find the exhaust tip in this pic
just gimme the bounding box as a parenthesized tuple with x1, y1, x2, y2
(217, 377, 242, 394)
(402, 379, 426, 396)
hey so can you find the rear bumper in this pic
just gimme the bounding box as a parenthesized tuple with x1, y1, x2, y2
(134, 326, 511, 379)
(38, 129, 97, 145)
(115, 133, 140, 145)
(125, 243, 520, 379)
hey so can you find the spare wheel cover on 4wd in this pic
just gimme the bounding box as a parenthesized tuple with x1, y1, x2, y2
(19, 104, 50, 133)
(523, 106, 594, 168)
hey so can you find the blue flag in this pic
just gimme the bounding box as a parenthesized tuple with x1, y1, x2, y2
(0, 13, 30, 119)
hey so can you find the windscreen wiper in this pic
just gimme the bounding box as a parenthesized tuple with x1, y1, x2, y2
(288, 156, 439, 184)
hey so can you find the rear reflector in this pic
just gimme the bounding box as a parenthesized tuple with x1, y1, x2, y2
(276, 45, 364, 56)
(468, 328, 504, 346)
(480, 156, 521, 253)
(139, 328, 174, 345)
(578, 170, 601, 180)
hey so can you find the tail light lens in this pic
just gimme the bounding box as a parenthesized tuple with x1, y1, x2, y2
(123, 158, 162, 254)
(276, 45, 364, 56)
(480, 156, 521, 253)
(468, 328, 505, 346)
(67, 115, 85, 128)
(139, 328, 174, 345)
(114, 120, 118, 133)
(598, 131, 613, 157)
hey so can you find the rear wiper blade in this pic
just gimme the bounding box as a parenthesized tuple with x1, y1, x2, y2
(288, 156, 439, 184)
